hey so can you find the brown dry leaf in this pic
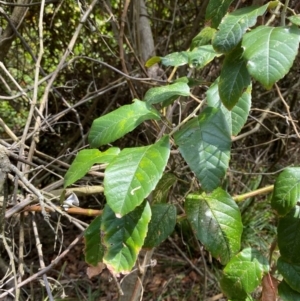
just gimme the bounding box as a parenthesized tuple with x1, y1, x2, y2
(87, 262, 106, 279)
(261, 274, 279, 301)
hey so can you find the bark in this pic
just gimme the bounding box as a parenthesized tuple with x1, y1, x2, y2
(0, 0, 30, 60)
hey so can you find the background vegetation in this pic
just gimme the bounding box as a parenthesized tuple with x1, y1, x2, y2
(1, 0, 300, 300)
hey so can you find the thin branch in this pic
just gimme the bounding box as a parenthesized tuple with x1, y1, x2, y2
(0, 233, 84, 299)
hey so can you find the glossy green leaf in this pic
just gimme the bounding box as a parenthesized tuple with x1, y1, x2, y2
(207, 78, 251, 136)
(271, 167, 300, 216)
(84, 216, 104, 266)
(88, 99, 160, 148)
(174, 76, 204, 87)
(144, 203, 177, 248)
(220, 248, 269, 299)
(288, 15, 300, 26)
(174, 107, 231, 192)
(219, 46, 251, 110)
(144, 82, 190, 105)
(242, 25, 300, 89)
(279, 280, 300, 301)
(191, 27, 217, 49)
(101, 201, 151, 274)
(145, 56, 161, 67)
(160, 52, 189, 67)
(64, 147, 120, 188)
(277, 257, 300, 292)
(188, 45, 222, 69)
(104, 136, 170, 216)
(278, 207, 300, 263)
(185, 188, 242, 264)
(205, 0, 234, 28)
(212, 4, 268, 54)
(152, 173, 177, 203)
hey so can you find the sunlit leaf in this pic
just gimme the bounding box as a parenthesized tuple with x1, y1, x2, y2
(104, 136, 170, 216)
(160, 52, 189, 67)
(64, 148, 120, 188)
(242, 25, 300, 89)
(191, 27, 217, 49)
(220, 248, 269, 299)
(145, 56, 161, 67)
(188, 45, 222, 69)
(288, 15, 300, 26)
(212, 4, 268, 53)
(144, 82, 190, 106)
(88, 99, 160, 148)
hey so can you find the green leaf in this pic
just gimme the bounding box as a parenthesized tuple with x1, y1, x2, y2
(220, 248, 269, 299)
(88, 99, 160, 148)
(84, 216, 104, 266)
(144, 203, 177, 248)
(188, 45, 222, 69)
(212, 4, 268, 54)
(174, 107, 231, 192)
(242, 25, 300, 89)
(207, 78, 251, 136)
(279, 280, 300, 301)
(271, 167, 300, 216)
(191, 27, 217, 49)
(64, 148, 120, 188)
(277, 257, 300, 293)
(160, 52, 189, 67)
(288, 15, 300, 26)
(144, 82, 190, 106)
(205, 0, 234, 28)
(278, 206, 300, 263)
(174, 76, 204, 87)
(145, 56, 161, 67)
(104, 136, 170, 216)
(219, 46, 251, 110)
(101, 201, 151, 274)
(185, 188, 243, 265)
(152, 173, 177, 203)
